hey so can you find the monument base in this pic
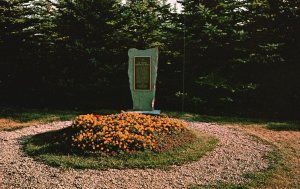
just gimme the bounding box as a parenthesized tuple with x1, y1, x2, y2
(127, 110, 161, 115)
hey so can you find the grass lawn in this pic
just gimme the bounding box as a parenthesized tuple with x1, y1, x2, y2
(166, 111, 300, 131)
(0, 107, 116, 131)
(23, 127, 217, 169)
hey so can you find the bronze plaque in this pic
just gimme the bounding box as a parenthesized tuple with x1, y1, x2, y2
(134, 57, 151, 90)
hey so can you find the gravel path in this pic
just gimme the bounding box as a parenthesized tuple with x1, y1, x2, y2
(0, 121, 272, 189)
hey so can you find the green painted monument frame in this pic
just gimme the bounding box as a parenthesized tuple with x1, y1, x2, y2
(128, 47, 160, 114)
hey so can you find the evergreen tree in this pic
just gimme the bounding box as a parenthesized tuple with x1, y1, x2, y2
(0, 0, 57, 105)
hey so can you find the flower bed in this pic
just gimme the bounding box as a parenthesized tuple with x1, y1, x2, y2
(71, 112, 188, 154)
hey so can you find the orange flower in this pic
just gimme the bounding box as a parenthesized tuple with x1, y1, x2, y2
(71, 112, 187, 154)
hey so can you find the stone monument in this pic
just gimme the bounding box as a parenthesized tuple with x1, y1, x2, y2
(128, 47, 160, 114)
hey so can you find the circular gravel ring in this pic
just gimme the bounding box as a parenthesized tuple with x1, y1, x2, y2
(0, 121, 272, 188)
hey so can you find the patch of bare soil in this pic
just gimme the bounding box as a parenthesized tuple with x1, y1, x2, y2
(0, 118, 59, 131)
(0, 119, 29, 130)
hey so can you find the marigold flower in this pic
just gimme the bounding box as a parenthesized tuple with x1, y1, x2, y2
(71, 112, 187, 154)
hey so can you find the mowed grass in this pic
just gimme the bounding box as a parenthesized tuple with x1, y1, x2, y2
(0, 107, 116, 131)
(23, 127, 217, 169)
(167, 111, 300, 131)
(266, 122, 300, 131)
(0, 107, 76, 131)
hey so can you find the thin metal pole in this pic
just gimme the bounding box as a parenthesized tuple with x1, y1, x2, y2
(182, 11, 186, 112)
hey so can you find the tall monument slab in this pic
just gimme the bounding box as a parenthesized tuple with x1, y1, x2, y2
(128, 47, 160, 114)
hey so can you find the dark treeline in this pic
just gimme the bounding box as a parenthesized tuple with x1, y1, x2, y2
(1, 0, 299, 119)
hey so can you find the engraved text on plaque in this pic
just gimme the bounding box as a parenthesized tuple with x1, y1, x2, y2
(134, 57, 151, 90)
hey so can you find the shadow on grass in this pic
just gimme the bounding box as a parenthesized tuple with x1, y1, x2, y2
(165, 112, 300, 132)
(0, 107, 117, 123)
(22, 127, 217, 170)
(266, 122, 300, 131)
(22, 127, 78, 156)
(3, 126, 28, 131)
(3, 107, 299, 132)
(0, 107, 76, 122)
(165, 111, 270, 125)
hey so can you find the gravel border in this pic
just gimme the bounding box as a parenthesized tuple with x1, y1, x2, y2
(0, 121, 272, 189)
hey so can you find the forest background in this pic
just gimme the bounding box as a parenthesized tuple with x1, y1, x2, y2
(1, 0, 299, 119)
